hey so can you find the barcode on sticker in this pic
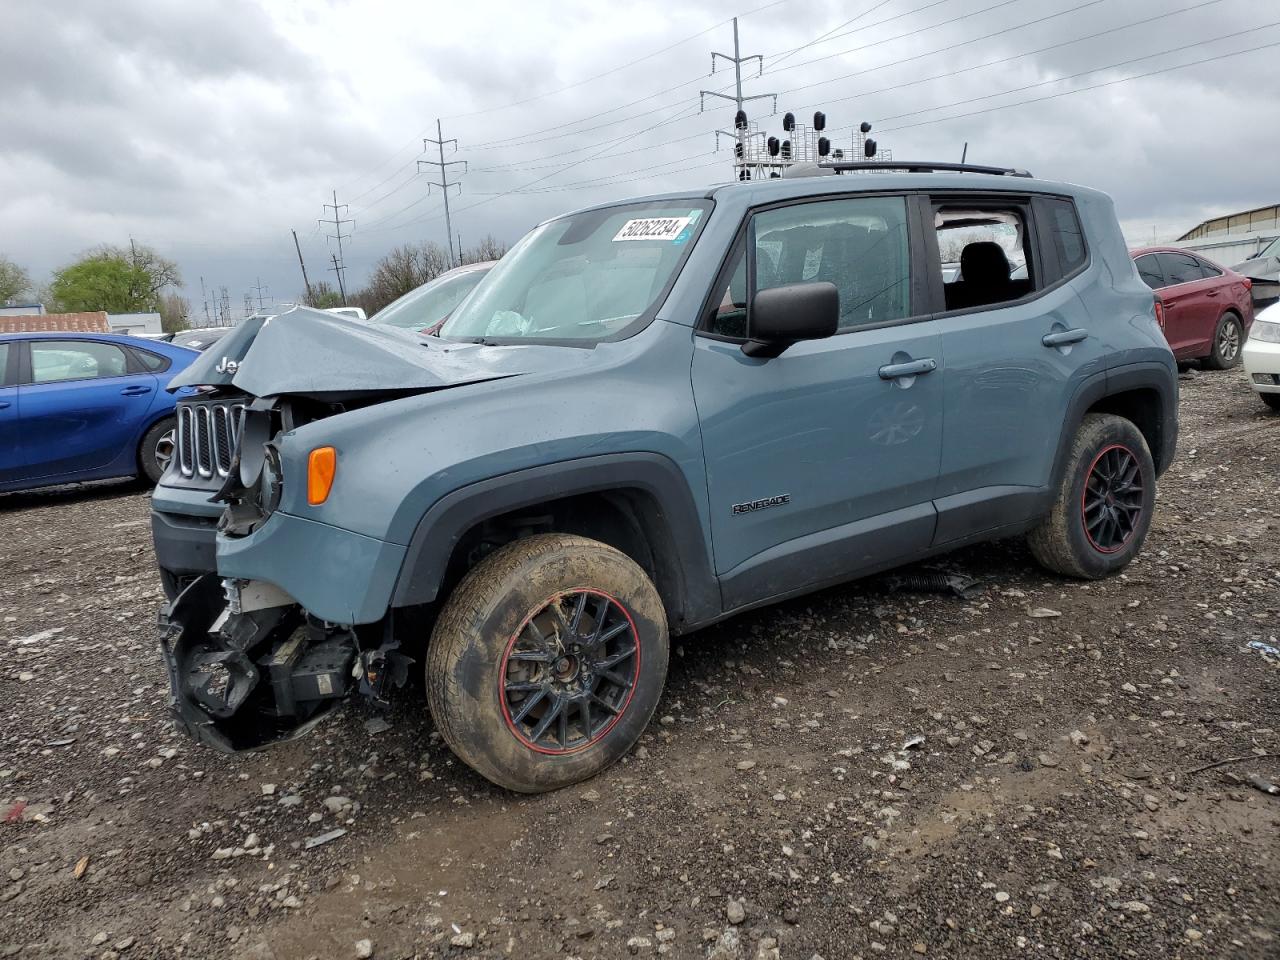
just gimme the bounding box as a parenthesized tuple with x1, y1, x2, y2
(613, 216, 692, 242)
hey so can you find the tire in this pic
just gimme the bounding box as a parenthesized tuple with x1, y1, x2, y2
(1027, 413, 1156, 580)
(426, 533, 669, 793)
(1262, 393, 1280, 412)
(1203, 312, 1243, 370)
(139, 417, 177, 484)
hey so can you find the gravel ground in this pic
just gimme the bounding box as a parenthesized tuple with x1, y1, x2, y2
(1, 370, 1277, 960)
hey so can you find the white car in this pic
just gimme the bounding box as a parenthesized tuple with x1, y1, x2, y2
(325, 306, 367, 321)
(1243, 300, 1280, 412)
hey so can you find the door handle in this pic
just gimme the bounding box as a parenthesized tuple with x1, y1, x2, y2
(1042, 328, 1088, 348)
(878, 357, 937, 380)
(0, 401, 10, 410)
(120, 385, 153, 396)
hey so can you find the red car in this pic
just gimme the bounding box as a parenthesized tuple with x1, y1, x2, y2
(1131, 246, 1254, 367)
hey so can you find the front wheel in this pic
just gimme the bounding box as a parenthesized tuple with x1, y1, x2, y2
(426, 534, 669, 792)
(1027, 413, 1156, 579)
(1262, 393, 1280, 412)
(1204, 312, 1243, 369)
(139, 417, 176, 484)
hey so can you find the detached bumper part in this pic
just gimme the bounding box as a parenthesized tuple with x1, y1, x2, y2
(159, 574, 357, 752)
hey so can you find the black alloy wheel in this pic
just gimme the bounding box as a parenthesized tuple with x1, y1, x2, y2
(1080, 443, 1144, 554)
(500, 590, 640, 754)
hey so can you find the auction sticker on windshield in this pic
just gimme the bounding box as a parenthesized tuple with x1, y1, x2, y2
(614, 216, 692, 242)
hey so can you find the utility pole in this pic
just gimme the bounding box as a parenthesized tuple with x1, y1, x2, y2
(700, 17, 777, 178)
(292, 229, 313, 303)
(252, 277, 269, 311)
(329, 253, 348, 304)
(199, 276, 210, 325)
(418, 119, 466, 268)
(319, 190, 352, 302)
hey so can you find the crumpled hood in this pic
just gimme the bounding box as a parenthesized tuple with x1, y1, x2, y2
(1233, 255, 1280, 283)
(166, 305, 591, 398)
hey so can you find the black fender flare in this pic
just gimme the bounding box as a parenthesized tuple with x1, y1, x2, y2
(389, 453, 722, 631)
(1049, 361, 1179, 494)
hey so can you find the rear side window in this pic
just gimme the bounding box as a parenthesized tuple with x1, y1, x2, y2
(1039, 197, 1087, 278)
(29, 340, 130, 383)
(1160, 252, 1205, 286)
(934, 204, 1035, 312)
(1135, 254, 1165, 289)
(0, 343, 10, 386)
(1196, 258, 1223, 279)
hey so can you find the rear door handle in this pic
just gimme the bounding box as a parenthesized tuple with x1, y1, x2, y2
(1042, 328, 1088, 348)
(878, 358, 937, 380)
(120, 385, 153, 396)
(0, 401, 10, 410)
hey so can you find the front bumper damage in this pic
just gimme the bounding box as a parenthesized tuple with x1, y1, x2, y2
(159, 574, 410, 752)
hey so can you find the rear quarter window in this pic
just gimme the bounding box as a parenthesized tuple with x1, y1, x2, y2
(1037, 197, 1088, 281)
(129, 346, 171, 372)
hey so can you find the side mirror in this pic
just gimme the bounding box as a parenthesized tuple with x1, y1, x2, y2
(742, 281, 839, 358)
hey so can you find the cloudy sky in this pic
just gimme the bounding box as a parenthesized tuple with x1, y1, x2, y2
(3, 0, 1278, 318)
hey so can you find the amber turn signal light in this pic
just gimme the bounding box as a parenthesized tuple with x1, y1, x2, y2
(307, 446, 337, 505)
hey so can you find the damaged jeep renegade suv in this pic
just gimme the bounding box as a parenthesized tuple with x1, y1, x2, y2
(152, 161, 1177, 792)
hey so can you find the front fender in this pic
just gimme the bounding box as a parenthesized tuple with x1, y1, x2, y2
(389, 452, 722, 630)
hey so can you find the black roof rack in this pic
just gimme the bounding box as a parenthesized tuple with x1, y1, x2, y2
(818, 161, 1033, 178)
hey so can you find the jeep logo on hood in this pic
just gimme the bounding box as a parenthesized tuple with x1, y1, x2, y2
(214, 356, 240, 375)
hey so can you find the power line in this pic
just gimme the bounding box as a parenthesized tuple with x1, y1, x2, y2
(765, 0, 897, 69)
(766, 0, 1025, 75)
(873, 30, 1280, 135)
(869, 19, 1280, 131)
(774, 0, 1224, 119)
(334, 0, 794, 197)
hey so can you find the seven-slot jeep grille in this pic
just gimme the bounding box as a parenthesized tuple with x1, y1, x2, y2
(176, 401, 245, 480)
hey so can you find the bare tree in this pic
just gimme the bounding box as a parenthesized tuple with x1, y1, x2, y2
(460, 234, 508, 265)
(158, 292, 191, 333)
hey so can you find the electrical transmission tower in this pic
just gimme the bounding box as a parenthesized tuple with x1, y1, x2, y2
(199, 276, 211, 326)
(418, 119, 466, 268)
(328, 253, 347, 303)
(252, 277, 270, 311)
(700, 17, 777, 180)
(320, 190, 353, 304)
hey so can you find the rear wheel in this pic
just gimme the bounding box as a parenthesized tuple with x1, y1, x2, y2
(426, 534, 668, 793)
(1027, 413, 1155, 579)
(1204, 312, 1243, 369)
(139, 417, 176, 484)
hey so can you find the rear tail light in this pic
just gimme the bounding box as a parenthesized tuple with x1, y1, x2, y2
(1243, 278, 1253, 291)
(1153, 299, 1165, 330)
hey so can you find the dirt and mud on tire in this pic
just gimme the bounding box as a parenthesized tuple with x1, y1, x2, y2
(1028, 412, 1156, 579)
(426, 533, 669, 792)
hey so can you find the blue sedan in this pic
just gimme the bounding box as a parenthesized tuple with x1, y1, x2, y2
(0, 332, 200, 493)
